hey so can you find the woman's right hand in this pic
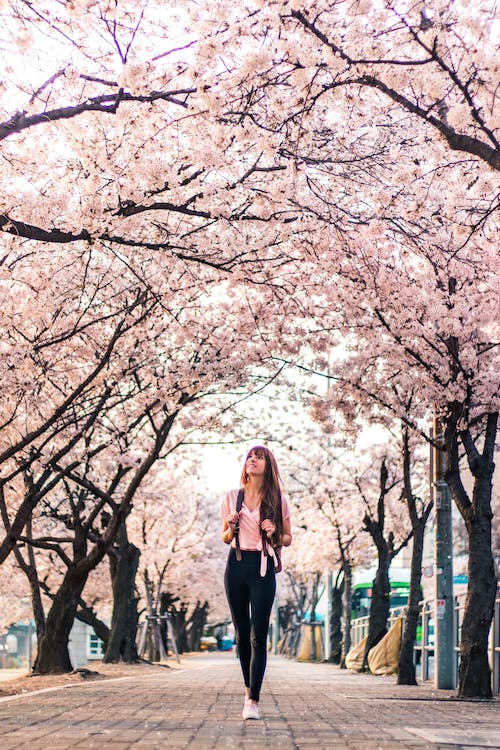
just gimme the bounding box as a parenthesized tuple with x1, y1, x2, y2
(222, 511, 239, 544)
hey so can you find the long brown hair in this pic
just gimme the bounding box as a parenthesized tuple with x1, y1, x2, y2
(240, 445, 284, 545)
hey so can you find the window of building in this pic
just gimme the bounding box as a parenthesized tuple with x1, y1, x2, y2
(88, 633, 105, 659)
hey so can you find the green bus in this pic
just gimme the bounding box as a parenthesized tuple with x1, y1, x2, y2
(351, 569, 413, 619)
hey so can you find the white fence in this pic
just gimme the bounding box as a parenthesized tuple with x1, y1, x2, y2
(350, 593, 500, 694)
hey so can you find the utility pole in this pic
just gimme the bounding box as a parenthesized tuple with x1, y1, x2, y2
(431, 417, 455, 689)
(323, 571, 332, 661)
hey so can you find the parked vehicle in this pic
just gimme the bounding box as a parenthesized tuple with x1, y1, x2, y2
(351, 567, 419, 619)
(200, 636, 218, 652)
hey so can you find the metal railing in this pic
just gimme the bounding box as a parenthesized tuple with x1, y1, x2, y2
(350, 605, 404, 648)
(350, 594, 500, 694)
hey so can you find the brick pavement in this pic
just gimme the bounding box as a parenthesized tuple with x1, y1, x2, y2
(0, 652, 499, 749)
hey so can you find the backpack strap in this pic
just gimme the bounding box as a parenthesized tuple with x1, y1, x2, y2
(234, 489, 244, 561)
(260, 498, 283, 573)
(236, 489, 244, 513)
(274, 497, 283, 572)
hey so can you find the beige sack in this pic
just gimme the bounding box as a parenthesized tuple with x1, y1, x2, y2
(297, 623, 323, 662)
(367, 616, 402, 676)
(344, 634, 368, 671)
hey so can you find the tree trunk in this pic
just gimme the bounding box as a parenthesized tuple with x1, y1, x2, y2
(361, 458, 397, 669)
(340, 560, 352, 668)
(398, 517, 426, 685)
(363, 555, 390, 669)
(187, 601, 209, 651)
(103, 525, 140, 663)
(329, 580, 343, 664)
(445, 410, 497, 698)
(278, 602, 295, 635)
(169, 603, 189, 653)
(33, 566, 88, 674)
(458, 477, 496, 697)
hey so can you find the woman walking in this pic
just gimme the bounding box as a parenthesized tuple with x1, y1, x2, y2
(221, 446, 292, 720)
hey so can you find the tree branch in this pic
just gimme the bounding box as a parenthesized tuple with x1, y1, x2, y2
(290, 9, 500, 171)
(0, 89, 194, 141)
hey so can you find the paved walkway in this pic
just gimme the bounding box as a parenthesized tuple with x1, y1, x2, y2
(0, 652, 499, 749)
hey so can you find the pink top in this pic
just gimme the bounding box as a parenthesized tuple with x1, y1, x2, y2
(220, 488, 291, 552)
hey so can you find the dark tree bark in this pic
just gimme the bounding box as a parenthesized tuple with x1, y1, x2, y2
(445, 409, 498, 698)
(362, 459, 413, 669)
(17, 513, 111, 653)
(33, 564, 89, 674)
(0, 88, 193, 142)
(32, 499, 93, 675)
(103, 520, 141, 663)
(458, 509, 496, 697)
(169, 603, 189, 653)
(161, 593, 189, 654)
(362, 461, 391, 668)
(397, 515, 428, 684)
(398, 427, 433, 685)
(340, 560, 352, 668)
(363, 551, 390, 668)
(278, 601, 296, 634)
(329, 573, 344, 664)
(187, 601, 209, 652)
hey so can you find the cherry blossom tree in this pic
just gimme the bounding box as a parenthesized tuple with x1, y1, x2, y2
(127, 459, 225, 658)
(306, 242, 497, 695)
(0, 243, 298, 673)
(0, 0, 308, 290)
(1, 0, 497, 698)
(305, 396, 433, 683)
(284, 426, 373, 663)
(293, 426, 418, 671)
(199, 0, 498, 697)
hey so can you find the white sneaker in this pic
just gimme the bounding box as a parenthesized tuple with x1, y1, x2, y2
(242, 701, 260, 720)
(241, 696, 250, 719)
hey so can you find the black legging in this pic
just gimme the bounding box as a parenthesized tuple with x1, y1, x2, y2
(224, 548, 276, 702)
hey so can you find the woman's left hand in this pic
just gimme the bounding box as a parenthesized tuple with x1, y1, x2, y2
(260, 519, 275, 539)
